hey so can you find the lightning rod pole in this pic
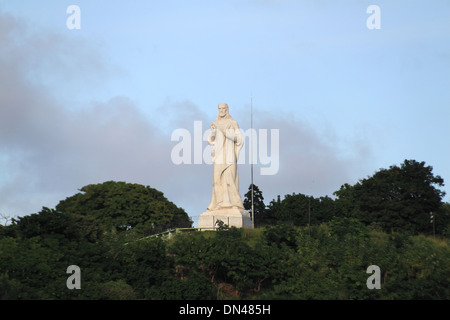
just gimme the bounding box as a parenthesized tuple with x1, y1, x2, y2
(251, 94, 254, 229)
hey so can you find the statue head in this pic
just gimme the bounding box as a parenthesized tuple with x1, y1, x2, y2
(216, 103, 232, 120)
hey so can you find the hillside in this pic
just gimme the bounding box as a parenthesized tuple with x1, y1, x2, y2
(1, 218, 449, 299)
(1, 171, 449, 300)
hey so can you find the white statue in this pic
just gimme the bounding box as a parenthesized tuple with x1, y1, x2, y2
(199, 103, 252, 229)
(207, 103, 245, 211)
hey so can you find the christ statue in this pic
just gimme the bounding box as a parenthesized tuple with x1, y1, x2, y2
(206, 103, 245, 211)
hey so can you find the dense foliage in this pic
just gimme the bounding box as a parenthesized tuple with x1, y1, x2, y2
(1, 160, 450, 300)
(1, 218, 449, 299)
(56, 181, 192, 237)
(266, 160, 450, 237)
(334, 160, 446, 234)
(243, 184, 266, 221)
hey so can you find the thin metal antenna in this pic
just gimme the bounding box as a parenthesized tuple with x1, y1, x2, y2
(308, 199, 311, 236)
(251, 94, 254, 229)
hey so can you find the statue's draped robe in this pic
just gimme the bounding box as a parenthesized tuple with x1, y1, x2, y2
(207, 118, 244, 211)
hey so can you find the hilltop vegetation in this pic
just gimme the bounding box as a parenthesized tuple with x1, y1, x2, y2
(167, 223, 450, 299)
(1, 219, 449, 299)
(253, 159, 450, 236)
(1, 159, 450, 299)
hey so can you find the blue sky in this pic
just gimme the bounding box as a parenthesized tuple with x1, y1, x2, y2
(1, 1, 449, 226)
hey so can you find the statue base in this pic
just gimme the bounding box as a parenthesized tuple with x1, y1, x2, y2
(198, 208, 252, 230)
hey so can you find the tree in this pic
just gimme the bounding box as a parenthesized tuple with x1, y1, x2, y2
(334, 159, 446, 234)
(437, 202, 450, 237)
(0, 213, 11, 227)
(243, 184, 267, 226)
(243, 184, 266, 216)
(55, 181, 192, 237)
(119, 238, 173, 298)
(265, 193, 336, 227)
(9, 207, 101, 243)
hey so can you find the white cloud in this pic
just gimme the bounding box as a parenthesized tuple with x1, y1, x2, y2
(0, 12, 169, 216)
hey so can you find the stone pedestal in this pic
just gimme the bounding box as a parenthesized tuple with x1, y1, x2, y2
(198, 208, 252, 230)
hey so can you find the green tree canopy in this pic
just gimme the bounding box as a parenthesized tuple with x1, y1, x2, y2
(55, 181, 192, 237)
(8, 207, 101, 243)
(265, 193, 335, 226)
(243, 184, 267, 226)
(334, 159, 445, 234)
(243, 184, 266, 214)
